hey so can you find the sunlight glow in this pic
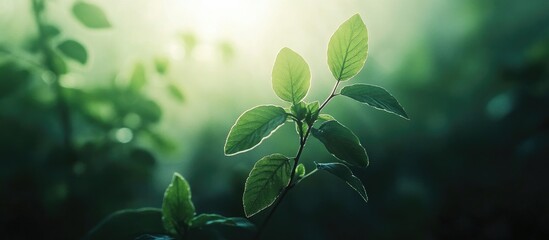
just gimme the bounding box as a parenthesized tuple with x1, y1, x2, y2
(170, 0, 270, 42)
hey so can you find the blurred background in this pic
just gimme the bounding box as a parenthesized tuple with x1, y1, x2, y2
(1, 0, 548, 239)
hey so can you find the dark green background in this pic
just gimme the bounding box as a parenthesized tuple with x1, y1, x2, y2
(1, 0, 548, 239)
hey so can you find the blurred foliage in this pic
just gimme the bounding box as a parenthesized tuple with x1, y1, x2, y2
(1, 0, 548, 239)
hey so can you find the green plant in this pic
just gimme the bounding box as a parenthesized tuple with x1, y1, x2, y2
(84, 172, 255, 240)
(224, 14, 409, 238)
(0, 1, 187, 238)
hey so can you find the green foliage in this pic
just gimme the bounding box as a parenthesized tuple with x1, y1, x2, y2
(341, 84, 409, 119)
(162, 173, 196, 235)
(305, 101, 320, 125)
(167, 83, 185, 102)
(316, 162, 368, 202)
(72, 1, 112, 29)
(272, 47, 311, 104)
(312, 120, 369, 167)
(243, 154, 292, 217)
(327, 14, 369, 81)
(129, 62, 147, 91)
(57, 39, 88, 64)
(290, 101, 308, 121)
(318, 113, 336, 122)
(83, 208, 166, 240)
(296, 163, 306, 178)
(224, 15, 406, 235)
(43, 25, 61, 37)
(191, 214, 255, 229)
(51, 51, 68, 75)
(87, 173, 254, 239)
(224, 105, 287, 155)
(154, 57, 170, 74)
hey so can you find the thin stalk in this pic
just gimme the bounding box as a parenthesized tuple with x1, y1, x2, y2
(30, 0, 75, 163)
(253, 80, 341, 239)
(293, 168, 318, 186)
(319, 80, 340, 111)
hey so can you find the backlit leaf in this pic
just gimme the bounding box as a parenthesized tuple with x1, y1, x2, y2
(327, 14, 368, 81)
(243, 154, 292, 217)
(341, 84, 409, 119)
(316, 162, 368, 202)
(162, 173, 195, 235)
(312, 120, 368, 167)
(272, 48, 311, 104)
(224, 105, 287, 155)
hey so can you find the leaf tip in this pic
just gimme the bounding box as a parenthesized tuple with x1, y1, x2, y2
(172, 172, 183, 180)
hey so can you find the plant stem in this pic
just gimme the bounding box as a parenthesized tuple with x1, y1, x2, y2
(319, 80, 340, 111)
(253, 80, 341, 239)
(30, 0, 76, 163)
(293, 168, 318, 186)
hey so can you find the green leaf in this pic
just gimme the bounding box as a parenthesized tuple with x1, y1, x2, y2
(190, 214, 255, 230)
(340, 84, 409, 119)
(224, 105, 287, 155)
(316, 162, 368, 202)
(305, 101, 320, 125)
(44, 25, 61, 37)
(243, 154, 292, 217)
(312, 120, 368, 167)
(72, 2, 111, 29)
(296, 163, 306, 178)
(129, 63, 146, 91)
(317, 113, 336, 122)
(272, 47, 311, 104)
(162, 173, 195, 235)
(51, 52, 68, 75)
(291, 101, 307, 121)
(154, 57, 169, 74)
(167, 83, 184, 102)
(295, 121, 308, 137)
(57, 39, 88, 64)
(83, 208, 167, 240)
(327, 14, 368, 81)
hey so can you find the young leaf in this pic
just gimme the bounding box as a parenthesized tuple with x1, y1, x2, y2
(311, 120, 369, 167)
(295, 121, 308, 138)
(154, 57, 169, 74)
(72, 2, 111, 29)
(190, 214, 255, 230)
(317, 113, 336, 122)
(272, 48, 311, 104)
(327, 14, 368, 81)
(57, 39, 88, 64)
(340, 84, 409, 119)
(224, 105, 287, 155)
(167, 83, 184, 102)
(162, 173, 195, 235)
(316, 162, 368, 202)
(129, 63, 146, 91)
(290, 101, 307, 121)
(83, 208, 166, 240)
(51, 52, 68, 75)
(44, 25, 61, 38)
(305, 101, 320, 125)
(243, 154, 292, 217)
(296, 163, 306, 178)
